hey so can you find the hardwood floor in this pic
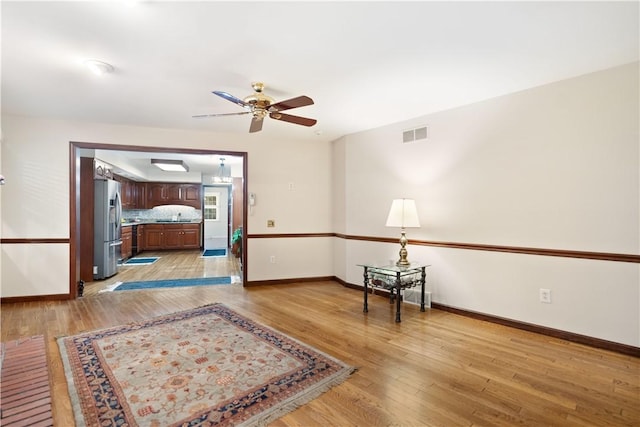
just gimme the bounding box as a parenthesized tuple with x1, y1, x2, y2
(1, 250, 638, 426)
(83, 249, 243, 295)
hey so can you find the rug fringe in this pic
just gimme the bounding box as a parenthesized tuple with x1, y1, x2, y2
(57, 336, 88, 427)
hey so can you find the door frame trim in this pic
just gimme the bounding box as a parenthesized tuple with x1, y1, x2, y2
(69, 141, 248, 298)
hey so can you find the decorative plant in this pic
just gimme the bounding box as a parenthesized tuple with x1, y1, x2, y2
(231, 226, 242, 257)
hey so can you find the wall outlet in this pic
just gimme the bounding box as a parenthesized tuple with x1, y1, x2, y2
(539, 288, 551, 303)
(93, 266, 98, 275)
(270, 255, 276, 264)
(267, 220, 275, 227)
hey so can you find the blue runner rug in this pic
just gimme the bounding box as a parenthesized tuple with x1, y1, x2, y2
(120, 257, 159, 265)
(114, 276, 232, 291)
(202, 249, 226, 257)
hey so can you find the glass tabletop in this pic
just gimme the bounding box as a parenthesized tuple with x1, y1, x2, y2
(358, 263, 430, 274)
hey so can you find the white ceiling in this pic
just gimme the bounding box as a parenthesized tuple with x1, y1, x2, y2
(2, 1, 638, 176)
(90, 148, 244, 182)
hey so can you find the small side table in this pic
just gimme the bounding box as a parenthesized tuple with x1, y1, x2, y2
(358, 263, 429, 322)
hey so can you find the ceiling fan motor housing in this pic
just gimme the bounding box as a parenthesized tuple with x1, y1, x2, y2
(244, 95, 273, 109)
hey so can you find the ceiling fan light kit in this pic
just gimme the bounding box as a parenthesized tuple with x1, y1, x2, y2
(194, 82, 317, 133)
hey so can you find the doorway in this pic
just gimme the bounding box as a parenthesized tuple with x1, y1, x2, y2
(203, 185, 231, 250)
(69, 141, 248, 298)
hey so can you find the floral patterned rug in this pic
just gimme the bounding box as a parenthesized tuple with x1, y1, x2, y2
(58, 303, 354, 427)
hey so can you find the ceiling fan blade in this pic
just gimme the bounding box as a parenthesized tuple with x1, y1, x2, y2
(269, 96, 314, 112)
(192, 111, 251, 118)
(213, 91, 251, 108)
(269, 112, 317, 127)
(249, 116, 264, 133)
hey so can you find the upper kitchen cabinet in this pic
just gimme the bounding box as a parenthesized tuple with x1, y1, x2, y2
(166, 184, 182, 202)
(145, 183, 201, 209)
(146, 183, 167, 206)
(182, 185, 201, 207)
(114, 174, 141, 210)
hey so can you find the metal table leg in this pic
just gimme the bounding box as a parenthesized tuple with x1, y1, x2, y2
(420, 266, 426, 312)
(395, 271, 402, 322)
(363, 266, 369, 313)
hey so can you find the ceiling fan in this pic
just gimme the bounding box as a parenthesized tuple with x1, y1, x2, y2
(193, 82, 317, 133)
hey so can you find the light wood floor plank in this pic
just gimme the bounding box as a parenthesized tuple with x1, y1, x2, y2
(1, 250, 638, 426)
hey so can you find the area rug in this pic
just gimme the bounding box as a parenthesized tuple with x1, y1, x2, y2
(57, 303, 354, 427)
(119, 256, 160, 266)
(110, 276, 232, 291)
(202, 248, 227, 257)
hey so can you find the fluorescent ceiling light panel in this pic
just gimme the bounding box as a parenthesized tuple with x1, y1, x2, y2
(151, 159, 189, 172)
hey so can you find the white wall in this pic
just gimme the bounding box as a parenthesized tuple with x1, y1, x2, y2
(0, 117, 333, 296)
(249, 237, 333, 282)
(331, 135, 348, 280)
(335, 62, 639, 346)
(2, 63, 638, 347)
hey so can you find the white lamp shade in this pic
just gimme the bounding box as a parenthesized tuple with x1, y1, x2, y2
(385, 199, 421, 228)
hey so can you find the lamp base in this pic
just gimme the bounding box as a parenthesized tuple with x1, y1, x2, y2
(395, 230, 411, 267)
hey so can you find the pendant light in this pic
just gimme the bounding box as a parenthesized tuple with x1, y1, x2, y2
(213, 158, 232, 184)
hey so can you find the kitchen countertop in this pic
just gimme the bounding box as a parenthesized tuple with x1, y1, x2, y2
(121, 220, 202, 226)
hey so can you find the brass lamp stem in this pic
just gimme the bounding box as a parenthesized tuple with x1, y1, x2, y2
(397, 229, 410, 266)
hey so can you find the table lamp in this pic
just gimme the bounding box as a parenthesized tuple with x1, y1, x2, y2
(385, 199, 420, 266)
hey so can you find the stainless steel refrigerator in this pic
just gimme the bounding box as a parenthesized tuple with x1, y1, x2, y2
(94, 179, 122, 279)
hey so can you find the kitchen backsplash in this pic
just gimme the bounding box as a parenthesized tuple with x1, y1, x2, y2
(123, 205, 202, 222)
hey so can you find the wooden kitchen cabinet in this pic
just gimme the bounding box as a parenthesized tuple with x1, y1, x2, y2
(146, 183, 168, 207)
(182, 185, 201, 207)
(143, 223, 201, 250)
(163, 224, 201, 249)
(143, 224, 164, 250)
(163, 224, 183, 248)
(135, 183, 146, 209)
(115, 175, 144, 209)
(121, 226, 133, 260)
(122, 180, 133, 209)
(145, 183, 201, 209)
(166, 184, 183, 204)
(181, 224, 201, 248)
(135, 224, 145, 254)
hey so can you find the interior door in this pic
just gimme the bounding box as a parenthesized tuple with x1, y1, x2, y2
(203, 185, 230, 250)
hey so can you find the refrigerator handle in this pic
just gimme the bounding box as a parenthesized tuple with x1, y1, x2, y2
(115, 190, 122, 230)
(110, 241, 123, 247)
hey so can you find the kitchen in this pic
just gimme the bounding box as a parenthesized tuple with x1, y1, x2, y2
(81, 150, 245, 295)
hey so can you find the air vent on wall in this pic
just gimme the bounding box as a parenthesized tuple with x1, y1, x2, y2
(402, 126, 428, 143)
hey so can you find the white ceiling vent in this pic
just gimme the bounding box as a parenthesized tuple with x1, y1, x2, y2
(402, 126, 428, 143)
